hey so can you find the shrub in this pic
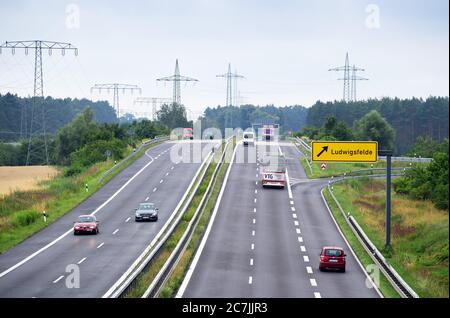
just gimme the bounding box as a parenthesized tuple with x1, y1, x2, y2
(13, 211, 39, 227)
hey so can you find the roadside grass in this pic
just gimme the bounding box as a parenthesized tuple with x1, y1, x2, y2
(125, 144, 226, 298)
(0, 141, 162, 254)
(330, 178, 449, 298)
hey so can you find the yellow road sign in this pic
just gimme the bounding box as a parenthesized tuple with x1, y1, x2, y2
(311, 141, 378, 162)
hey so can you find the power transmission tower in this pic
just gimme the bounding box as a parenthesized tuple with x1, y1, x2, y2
(329, 52, 352, 102)
(91, 84, 141, 122)
(217, 63, 245, 128)
(156, 59, 198, 106)
(350, 65, 368, 102)
(0, 40, 78, 165)
(134, 97, 171, 120)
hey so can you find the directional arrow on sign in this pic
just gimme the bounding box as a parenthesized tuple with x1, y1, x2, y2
(317, 146, 328, 158)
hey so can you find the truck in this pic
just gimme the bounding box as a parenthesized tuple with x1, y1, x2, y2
(259, 153, 286, 189)
(243, 131, 255, 146)
(182, 128, 194, 140)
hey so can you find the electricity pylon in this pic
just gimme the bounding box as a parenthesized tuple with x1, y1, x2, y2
(0, 40, 78, 165)
(134, 97, 171, 120)
(91, 84, 141, 122)
(217, 63, 245, 128)
(156, 59, 198, 106)
(329, 53, 367, 102)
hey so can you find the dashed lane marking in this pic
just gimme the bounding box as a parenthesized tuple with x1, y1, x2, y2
(303, 255, 310, 262)
(306, 266, 313, 274)
(112, 229, 119, 235)
(300, 246, 306, 252)
(314, 292, 322, 298)
(97, 242, 105, 249)
(77, 257, 87, 265)
(310, 279, 317, 287)
(53, 275, 64, 284)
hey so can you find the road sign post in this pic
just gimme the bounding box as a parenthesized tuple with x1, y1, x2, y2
(379, 150, 393, 247)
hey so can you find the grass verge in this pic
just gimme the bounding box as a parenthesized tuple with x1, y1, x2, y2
(327, 178, 448, 298)
(0, 140, 163, 254)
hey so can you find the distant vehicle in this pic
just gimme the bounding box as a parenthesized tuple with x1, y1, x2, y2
(319, 246, 346, 272)
(74, 215, 99, 235)
(260, 153, 286, 188)
(262, 125, 274, 141)
(243, 131, 255, 146)
(135, 202, 159, 222)
(183, 128, 194, 140)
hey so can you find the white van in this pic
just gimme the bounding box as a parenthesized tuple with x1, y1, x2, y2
(243, 131, 255, 146)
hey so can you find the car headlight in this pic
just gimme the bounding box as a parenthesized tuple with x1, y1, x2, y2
(135, 212, 141, 217)
(75, 226, 80, 229)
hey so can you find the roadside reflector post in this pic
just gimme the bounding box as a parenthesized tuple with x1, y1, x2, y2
(379, 150, 393, 247)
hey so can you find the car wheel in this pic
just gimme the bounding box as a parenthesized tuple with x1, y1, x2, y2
(96, 228, 99, 234)
(319, 267, 324, 272)
(341, 268, 346, 273)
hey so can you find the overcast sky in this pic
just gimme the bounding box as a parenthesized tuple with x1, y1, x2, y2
(0, 0, 448, 120)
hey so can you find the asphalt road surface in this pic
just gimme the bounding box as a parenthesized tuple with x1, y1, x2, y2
(180, 142, 380, 298)
(0, 140, 216, 298)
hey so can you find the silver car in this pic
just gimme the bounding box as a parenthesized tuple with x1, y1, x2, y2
(135, 203, 159, 222)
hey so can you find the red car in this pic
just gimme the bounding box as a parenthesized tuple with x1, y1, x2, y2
(74, 215, 99, 235)
(319, 246, 346, 272)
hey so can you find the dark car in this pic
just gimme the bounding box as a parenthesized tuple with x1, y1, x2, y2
(74, 215, 99, 235)
(319, 246, 346, 272)
(135, 202, 159, 222)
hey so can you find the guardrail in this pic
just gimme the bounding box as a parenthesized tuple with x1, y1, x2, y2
(293, 137, 313, 175)
(142, 139, 233, 298)
(325, 179, 419, 298)
(97, 136, 169, 184)
(103, 142, 216, 298)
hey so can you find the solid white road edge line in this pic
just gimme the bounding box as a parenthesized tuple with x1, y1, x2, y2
(0, 144, 165, 279)
(175, 141, 238, 298)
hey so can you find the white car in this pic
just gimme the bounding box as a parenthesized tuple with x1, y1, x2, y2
(243, 131, 255, 146)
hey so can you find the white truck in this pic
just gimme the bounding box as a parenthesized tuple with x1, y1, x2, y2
(259, 153, 286, 189)
(243, 131, 255, 146)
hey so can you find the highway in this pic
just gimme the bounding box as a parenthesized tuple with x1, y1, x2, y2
(0, 140, 217, 298)
(179, 141, 381, 298)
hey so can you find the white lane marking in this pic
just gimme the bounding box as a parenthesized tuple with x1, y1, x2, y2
(300, 246, 306, 252)
(291, 207, 296, 212)
(303, 255, 310, 262)
(171, 166, 174, 170)
(254, 198, 257, 203)
(160, 179, 164, 184)
(153, 187, 157, 192)
(256, 174, 258, 178)
(290, 200, 294, 205)
(252, 230, 255, 236)
(251, 243, 255, 250)
(255, 181, 258, 185)
(77, 257, 87, 265)
(176, 140, 237, 298)
(298, 237, 303, 243)
(314, 292, 322, 298)
(296, 228, 301, 234)
(253, 208, 256, 213)
(112, 229, 119, 235)
(255, 189, 258, 194)
(97, 242, 105, 249)
(145, 196, 149, 201)
(165, 172, 169, 176)
(253, 218, 256, 224)
(0, 144, 161, 278)
(306, 266, 313, 274)
(125, 217, 131, 223)
(294, 220, 299, 226)
(310, 279, 317, 287)
(250, 258, 254, 266)
(292, 213, 297, 219)
(53, 275, 64, 284)
(285, 166, 293, 200)
(248, 276, 253, 284)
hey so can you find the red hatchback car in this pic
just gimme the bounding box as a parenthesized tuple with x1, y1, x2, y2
(74, 215, 99, 235)
(319, 246, 346, 272)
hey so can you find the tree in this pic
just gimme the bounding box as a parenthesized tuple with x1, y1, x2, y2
(157, 103, 190, 130)
(354, 110, 395, 150)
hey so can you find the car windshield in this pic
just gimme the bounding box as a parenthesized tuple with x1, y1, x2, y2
(78, 216, 95, 223)
(325, 249, 343, 257)
(139, 203, 155, 210)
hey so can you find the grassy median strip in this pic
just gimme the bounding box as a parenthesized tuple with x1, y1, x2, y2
(124, 143, 227, 298)
(322, 188, 400, 298)
(328, 178, 448, 298)
(0, 140, 162, 254)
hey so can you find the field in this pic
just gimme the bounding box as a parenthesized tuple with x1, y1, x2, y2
(0, 166, 59, 196)
(332, 178, 449, 298)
